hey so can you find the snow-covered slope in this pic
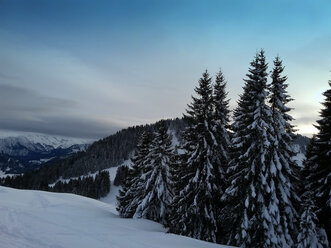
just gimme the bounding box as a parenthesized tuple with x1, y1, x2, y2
(99, 166, 121, 207)
(0, 186, 232, 248)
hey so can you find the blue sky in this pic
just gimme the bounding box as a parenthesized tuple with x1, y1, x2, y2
(0, 0, 330, 138)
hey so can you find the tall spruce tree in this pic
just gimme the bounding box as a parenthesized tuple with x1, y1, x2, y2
(269, 56, 295, 135)
(213, 69, 231, 186)
(213, 69, 232, 242)
(167, 146, 181, 206)
(302, 80, 331, 243)
(169, 70, 228, 243)
(299, 138, 321, 245)
(134, 120, 173, 225)
(223, 50, 288, 247)
(268, 56, 300, 246)
(116, 131, 154, 218)
(297, 193, 325, 248)
(300, 137, 329, 247)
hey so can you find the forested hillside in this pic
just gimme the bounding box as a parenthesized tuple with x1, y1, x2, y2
(0, 118, 185, 189)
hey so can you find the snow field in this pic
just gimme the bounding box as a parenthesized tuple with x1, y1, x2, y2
(0, 185, 232, 248)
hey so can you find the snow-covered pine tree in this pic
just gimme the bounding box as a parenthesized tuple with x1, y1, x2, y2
(116, 131, 154, 218)
(299, 137, 328, 248)
(213, 69, 231, 186)
(269, 56, 295, 135)
(213, 69, 232, 243)
(297, 193, 325, 248)
(134, 120, 174, 225)
(222, 50, 286, 247)
(167, 145, 181, 206)
(303, 80, 331, 243)
(268, 56, 301, 246)
(169, 70, 227, 243)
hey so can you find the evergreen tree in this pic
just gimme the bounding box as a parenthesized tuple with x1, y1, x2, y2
(116, 131, 154, 218)
(167, 145, 180, 196)
(134, 120, 174, 225)
(223, 50, 288, 247)
(97, 171, 111, 198)
(167, 145, 185, 229)
(299, 137, 328, 247)
(213, 69, 231, 185)
(268, 56, 300, 246)
(269, 56, 295, 133)
(297, 194, 326, 248)
(213, 69, 232, 242)
(169, 70, 227, 243)
(303, 80, 331, 243)
(114, 165, 130, 186)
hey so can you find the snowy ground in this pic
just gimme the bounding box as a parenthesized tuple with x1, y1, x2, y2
(99, 166, 120, 212)
(0, 185, 232, 248)
(0, 170, 17, 178)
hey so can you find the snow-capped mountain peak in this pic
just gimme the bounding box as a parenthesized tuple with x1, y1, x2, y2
(0, 131, 93, 175)
(0, 132, 92, 155)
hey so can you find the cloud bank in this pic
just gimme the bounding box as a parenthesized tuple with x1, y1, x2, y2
(0, 84, 122, 138)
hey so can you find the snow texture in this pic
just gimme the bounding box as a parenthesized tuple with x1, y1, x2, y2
(0, 185, 233, 248)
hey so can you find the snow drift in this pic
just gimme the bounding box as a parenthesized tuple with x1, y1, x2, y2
(0, 186, 232, 248)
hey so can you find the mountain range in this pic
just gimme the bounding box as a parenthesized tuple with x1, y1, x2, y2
(0, 134, 90, 175)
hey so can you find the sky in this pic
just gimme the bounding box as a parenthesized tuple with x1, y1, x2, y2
(0, 0, 330, 139)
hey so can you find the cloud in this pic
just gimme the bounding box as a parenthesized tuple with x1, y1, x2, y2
(294, 116, 318, 125)
(0, 84, 122, 138)
(0, 84, 76, 114)
(0, 71, 17, 80)
(289, 102, 322, 137)
(0, 115, 121, 139)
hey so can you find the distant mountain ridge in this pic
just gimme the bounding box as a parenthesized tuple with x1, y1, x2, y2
(0, 134, 90, 174)
(0, 133, 91, 152)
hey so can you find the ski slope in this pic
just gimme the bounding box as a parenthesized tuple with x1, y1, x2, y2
(0, 186, 232, 248)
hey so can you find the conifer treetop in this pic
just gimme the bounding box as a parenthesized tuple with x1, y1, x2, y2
(185, 70, 213, 123)
(269, 56, 296, 135)
(214, 69, 230, 126)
